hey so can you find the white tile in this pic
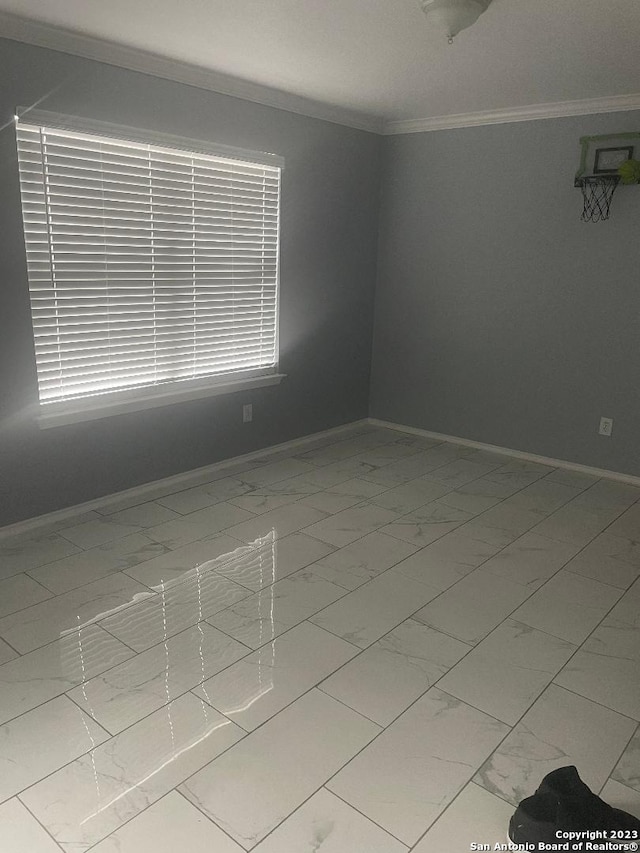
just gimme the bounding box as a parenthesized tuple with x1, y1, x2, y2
(531, 505, 616, 546)
(391, 533, 502, 591)
(554, 581, 640, 720)
(327, 688, 508, 847)
(281, 466, 354, 489)
(253, 788, 409, 853)
(224, 503, 328, 545)
(412, 569, 530, 645)
(411, 782, 514, 853)
(479, 532, 580, 590)
(485, 460, 555, 485)
(123, 534, 249, 589)
(21, 693, 243, 852)
(297, 478, 387, 514)
(0, 638, 17, 665)
(555, 626, 640, 721)
(613, 730, 640, 793)
(607, 505, 640, 539)
(99, 565, 251, 652)
(95, 473, 241, 516)
(350, 459, 419, 487)
(353, 443, 427, 466)
(369, 479, 451, 514)
(156, 477, 255, 515)
(27, 511, 104, 535)
(106, 501, 181, 528)
(0, 624, 133, 725)
(0, 572, 52, 617)
(69, 622, 248, 734)
(213, 532, 335, 591)
(309, 531, 419, 590)
(438, 619, 576, 725)
(194, 621, 358, 730)
(572, 480, 640, 515)
(421, 458, 502, 489)
(310, 569, 441, 649)
(32, 516, 113, 540)
(345, 454, 427, 484)
(99, 490, 182, 516)
(511, 569, 622, 644)
(241, 476, 322, 500)
(0, 532, 80, 580)
(505, 478, 582, 514)
(467, 503, 546, 539)
(0, 572, 152, 654)
(58, 517, 144, 549)
(180, 688, 380, 850)
(218, 459, 273, 478)
(396, 443, 474, 475)
(302, 504, 399, 548)
(28, 533, 170, 594)
(449, 473, 526, 502)
(455, 518, 521, 549)
(320, 618, 469, 725)
(89, 791, 245, 853)
(432, 486, 504, 516)
(228, 492, 301, 514)
(239, 458, 317, 486)
(295, 437, 371, 466)
(145, 502, 255, 550)
(563, 532, 640, 589)
(600, 779, 640, 821)
(207, 569, 346, 649)
(380, 502, 474, 547)
(544, 468, 600, 489)
(225, 474, 323, 516)
(475, 684, 637, 806)
(388, 434, 441, 451)
(0, 798, 62, 853)
(0, 696, 108, 802)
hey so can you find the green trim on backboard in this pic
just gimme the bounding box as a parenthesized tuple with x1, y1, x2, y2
(576, 132, 640, 182)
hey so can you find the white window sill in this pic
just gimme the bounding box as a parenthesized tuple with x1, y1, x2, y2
(36, 373, 286, 429)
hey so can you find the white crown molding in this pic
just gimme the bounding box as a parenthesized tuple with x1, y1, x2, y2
(2, 13, 639, 141)
(0, 11, 383, 135)
(384, 92, 640, 134)
(368, 418, 640, 487)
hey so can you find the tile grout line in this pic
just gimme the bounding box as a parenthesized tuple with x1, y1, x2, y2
(0, 445, 623, 718)
(0, 459, 632, 688)
(0, 436, 596, 616)
(2, 428, 640, 848)
(16, 794, 67, 852)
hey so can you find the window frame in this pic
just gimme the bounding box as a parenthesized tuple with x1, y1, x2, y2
(15, 108, 286, 429)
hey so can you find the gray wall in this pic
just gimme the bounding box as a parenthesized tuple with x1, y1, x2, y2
(370, 113, 640, 477)
(0, 38, 382, 526)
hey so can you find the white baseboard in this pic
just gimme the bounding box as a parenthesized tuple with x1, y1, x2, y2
(368, 417, 640, 488)
(0, 419, 369, 540)
(6, 416, 638, 540)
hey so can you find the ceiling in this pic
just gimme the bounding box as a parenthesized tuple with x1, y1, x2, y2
(1, 0, 640, 133)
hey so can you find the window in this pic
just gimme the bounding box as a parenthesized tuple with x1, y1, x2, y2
(15, 110, 284, 426)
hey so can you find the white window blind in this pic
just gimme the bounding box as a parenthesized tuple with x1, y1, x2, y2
(15, 114, 282, 408)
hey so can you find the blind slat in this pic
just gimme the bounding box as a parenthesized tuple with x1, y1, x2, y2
(17, 118, 281, 406)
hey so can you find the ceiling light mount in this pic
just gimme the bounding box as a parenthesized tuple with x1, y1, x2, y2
(420, 0, 492, 43)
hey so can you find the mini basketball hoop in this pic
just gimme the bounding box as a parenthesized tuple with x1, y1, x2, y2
(574, 132, 640, 223)
(575, 175, 620, 223)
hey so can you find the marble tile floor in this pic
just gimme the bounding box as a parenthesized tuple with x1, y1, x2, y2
(0, 423, 639, 852)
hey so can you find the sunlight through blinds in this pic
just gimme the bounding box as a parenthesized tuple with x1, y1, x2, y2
(16, 118, 281, 406)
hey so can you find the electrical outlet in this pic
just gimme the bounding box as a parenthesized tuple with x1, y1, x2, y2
(243, 403, 253, 423)
(599, 416, 613, 437)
